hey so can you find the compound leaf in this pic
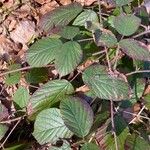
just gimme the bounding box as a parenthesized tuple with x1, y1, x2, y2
(114, 14, 141, 36)
(73, 9, 99, 26)
(33, 108, 73, 145)
(55, 41, 83, 76)
(29, 79, 74, 115)
(26, 38, 63, 67)
(13, 86, 30, 109)
(60, 96, 93, 137)
(119, 39, 150, 61)
(60, 26, 79, 39)
(39, 3, 82, 32)
(82, 64, 130, 101)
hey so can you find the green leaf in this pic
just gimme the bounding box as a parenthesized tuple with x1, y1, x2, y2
(114, 14, 141, 36)
(82, 64, 130, 101)
(93, 29, 117, 47)
(29, 79, 74, 115)
(55, 41, 83, 76)
(132, 78, 145, 99)
(114, 0, 133, 6)
(5, 64, 21, 85)
(60, 26, 79, 39)
(144, 94, 150, 109)
(33, 108, 73, 145)
(39, 3, 82, 32)
(81, 143, 99, 150)
(25, 68, 49, 83)
(73, 9, 99, 26)
(60, 96, 93, 137)
(26, 38, 63, 67)
(50, 140, 71, 150)
(0, 124, 8, 140)
(119, 39, 150, 61)
(125, 134, 150, 150)
(13, 86, 30, 109)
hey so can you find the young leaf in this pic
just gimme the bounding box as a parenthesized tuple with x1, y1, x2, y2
(59, 26, 79, 39)
(39, 3, 82, 32)
(82, 64, 130, 101)
(5, 64, 21, 85)
(81, 143, 99, 150)
(55, 41, 83, 76)
(114, 14, 141, 36)
(73, 9, 99, 26)
(13, 86, 30, 109)
(0, 124, 8, 141)
(114, 0, 133, 6)
(29, 80, 74, 115)
(60, 96, 94, 138)
(25, 68, 49, 84)
(26, 38, 63, 67)
(33, 108, 73, 145)
(93, 29, 118, 47)
(119, 39, 150, 61)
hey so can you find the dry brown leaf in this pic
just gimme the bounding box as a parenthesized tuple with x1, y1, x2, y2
(0, 35, 14, 55)
(75, 0, 96, 6)
(76, 85, 90, 93)
(39, 1, 59, 15)
(77, 59, 98, 71)
(59, 0, 72, 5)
(0, 102, 9, 121)
(10, 20, 36, 49)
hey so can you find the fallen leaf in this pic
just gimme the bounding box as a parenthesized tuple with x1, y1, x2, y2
(10, 20, 36, 49)
(76, 0, 97, 6)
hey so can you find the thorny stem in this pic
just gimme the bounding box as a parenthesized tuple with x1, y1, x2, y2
(110, 99, 118, 150)
(132, 29, 150, 39)
(0, 64, 53, 77)
(0, 119, 21, 149)
(126, 70, 150, 76)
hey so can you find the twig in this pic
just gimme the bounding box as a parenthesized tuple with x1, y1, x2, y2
(77, 38, 93, 42)
(110, 99, 118, 150)
(0, 115, 25, 124)
(132, 29, 150, 39)
(113, 44, 120, 70)
(92, 50, 106, 56)
(0, 119, 21, 149)
(122, 110, 150, 121)
(130, 106, 146, 124)
(0, 64, 53, 77)
(70, 71, 81, 83)
(98, 0, 103, 26)
(126, 70, 150, 76)
(105, 47, 112, 72)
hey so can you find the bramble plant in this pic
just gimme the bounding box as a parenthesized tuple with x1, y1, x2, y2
(1, 0, 150, 149)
